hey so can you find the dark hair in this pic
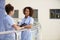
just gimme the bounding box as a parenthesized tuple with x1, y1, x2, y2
(23, 7, 33, 17)
(5, 4, 14, 14)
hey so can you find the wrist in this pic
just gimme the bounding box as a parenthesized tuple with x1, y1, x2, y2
(22, 27, 25, 29)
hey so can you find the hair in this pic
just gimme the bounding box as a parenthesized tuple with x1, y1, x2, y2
(5, 4, 14, 14)
(23, 7, 33, 17)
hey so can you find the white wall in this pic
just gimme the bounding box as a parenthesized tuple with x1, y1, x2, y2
(5, 0, 60, 40)
(38, 0, 60, 40)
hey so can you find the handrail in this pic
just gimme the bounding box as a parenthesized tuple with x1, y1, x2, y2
(0, 29, 27, 35)
(0, 29, 27, 40)
(0, 24, 41, 35)
(0, 24, 41, 40)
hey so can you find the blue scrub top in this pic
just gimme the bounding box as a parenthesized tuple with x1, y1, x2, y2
(19, 16, 34, 40)
(4, 15, 15, 31)
(3, 15, 15, 40)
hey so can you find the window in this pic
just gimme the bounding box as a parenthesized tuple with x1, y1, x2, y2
(50, 9, 60, 19)
(33, 9, 38, 21)
(12, 10, 19, 18)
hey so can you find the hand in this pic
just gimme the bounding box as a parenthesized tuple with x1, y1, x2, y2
(21, 27, 24, 29)
(16, 27, 22, 30)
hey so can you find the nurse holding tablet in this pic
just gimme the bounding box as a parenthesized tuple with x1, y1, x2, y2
(18, 7, 34, 40)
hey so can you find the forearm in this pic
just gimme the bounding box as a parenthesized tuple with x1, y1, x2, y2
(12, 24, 21, 30)
(23, 25, 32, 29)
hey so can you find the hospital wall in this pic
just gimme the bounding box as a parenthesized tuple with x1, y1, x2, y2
(6, 0, 60, 40)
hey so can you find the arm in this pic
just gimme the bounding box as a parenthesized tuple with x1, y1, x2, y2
(22, 24, 32, 29)
(7, 17, 21, 30)
(12, 24, 21, 30)
(22, 18, 34, 29)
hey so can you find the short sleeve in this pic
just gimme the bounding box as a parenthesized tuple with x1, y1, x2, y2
(7, 17, 15, 26)
(30, 18, 34, 25)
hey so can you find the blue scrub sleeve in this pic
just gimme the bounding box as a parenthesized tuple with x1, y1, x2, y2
(30, 18, 34, 25)
(7, 17, 15, 26)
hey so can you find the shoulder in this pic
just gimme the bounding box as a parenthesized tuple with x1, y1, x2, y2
(4, 15, 13, 21)
(29, 17, 34, 21)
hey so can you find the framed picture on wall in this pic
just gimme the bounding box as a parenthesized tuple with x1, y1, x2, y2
(50, 9, 60, 19)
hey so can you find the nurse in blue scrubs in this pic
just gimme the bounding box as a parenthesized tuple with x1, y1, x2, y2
(4, 4, 21, 40)
(19, 7, 34, 40)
